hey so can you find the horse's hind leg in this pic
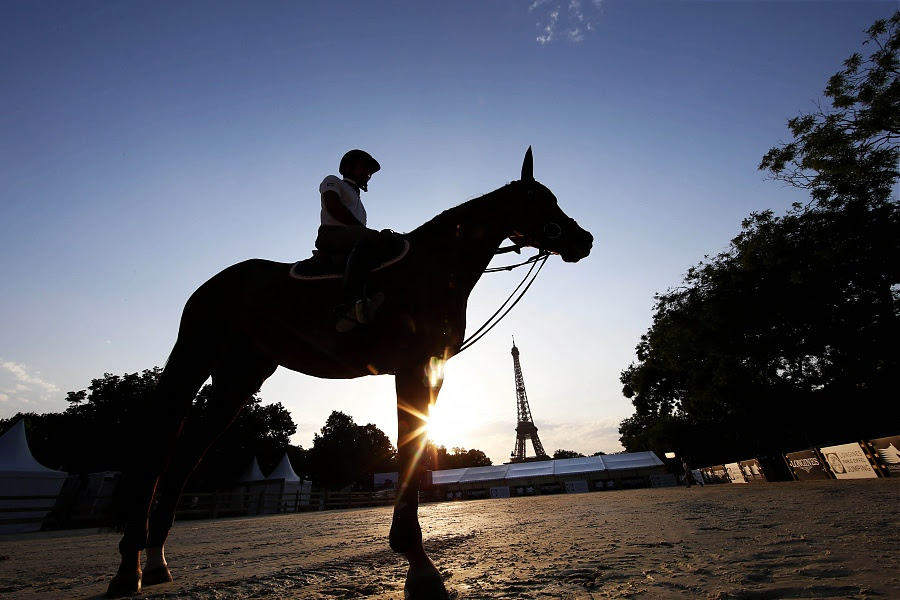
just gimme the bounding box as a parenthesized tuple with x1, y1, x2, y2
(106, 342, 211, 599)
(142, 355, 277, 587)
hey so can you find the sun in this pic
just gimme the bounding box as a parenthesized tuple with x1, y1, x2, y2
(425, 398, 470, 449)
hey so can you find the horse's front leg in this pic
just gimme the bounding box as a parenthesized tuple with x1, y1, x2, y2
(390, 365, 450, 600)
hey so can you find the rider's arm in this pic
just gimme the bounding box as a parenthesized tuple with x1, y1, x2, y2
(322, 190, 364, 227)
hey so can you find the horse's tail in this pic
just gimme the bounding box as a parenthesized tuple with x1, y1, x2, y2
(105, 335, 214, 534)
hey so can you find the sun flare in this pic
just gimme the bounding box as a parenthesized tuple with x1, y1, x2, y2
(425, 399, 471, 449)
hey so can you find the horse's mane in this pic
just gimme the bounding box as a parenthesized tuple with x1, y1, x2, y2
(411, 181, 518, 236)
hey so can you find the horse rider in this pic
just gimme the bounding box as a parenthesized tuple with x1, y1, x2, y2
(316, 149, 397, 332)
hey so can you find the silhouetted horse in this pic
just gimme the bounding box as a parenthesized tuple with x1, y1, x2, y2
(106, 148, 593, 599)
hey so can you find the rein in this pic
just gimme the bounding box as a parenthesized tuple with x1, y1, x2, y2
(458, 248, 551, 353)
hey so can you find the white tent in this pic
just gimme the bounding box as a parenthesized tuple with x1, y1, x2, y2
(267, 453, 301, 482)
(236, 456, 265, 483)
(231, 456, 269, 516)
(0, 419, 68, 533)
(423, 451, 667, 497)
(376, 451, 667, 498)
(263, 453, 311, 513)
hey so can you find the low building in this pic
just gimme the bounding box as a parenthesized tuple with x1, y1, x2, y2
(376, 451, 667, 502)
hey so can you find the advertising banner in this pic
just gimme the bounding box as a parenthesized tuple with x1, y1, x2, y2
(739, 459, 767, 483)
(868, 436, 900, 476)
(512, 485, 536, 496)
(784, 449, 830, 480)
(489, 486, 510, 499)
(619, 477, 648, 489)
(650, 474, 677, 487)
(539, 482, 563, 494)
(564, 480, 589, 493)
(725, 462, 747, 483)
(819, 443, 878, 479)
(707, 465, 728, 483)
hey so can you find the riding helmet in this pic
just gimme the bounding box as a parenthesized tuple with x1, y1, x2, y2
(339, 149, 381, 177)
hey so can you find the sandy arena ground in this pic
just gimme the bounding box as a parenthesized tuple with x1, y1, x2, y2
(0, 479, 897, 599)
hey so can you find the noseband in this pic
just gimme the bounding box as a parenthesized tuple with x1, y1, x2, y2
(543, 222, 562, 240)
(498, 219, 565, 256)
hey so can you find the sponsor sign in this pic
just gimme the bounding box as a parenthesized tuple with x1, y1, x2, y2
(513, 485, 536, 496)
(594, 480, 615, 490)
(739, 459, 767, 483)
(784, 449, 831, 481)
(465, 489, 488, 500)
(868, 435, 900, 476)
(819, 443, 878, 479)
(619, 477, 647, 489)
(650, 474, 677, 487)
(725, 462, 747, 483)
(489, 486, 510, 499)
(705, 466, 728, 483)
(565, 480, 589, 493)
(539, 482, 563, 495)
(690, 469, 704, 485)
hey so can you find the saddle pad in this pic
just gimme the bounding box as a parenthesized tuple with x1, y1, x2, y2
(290, 240, 410, 281)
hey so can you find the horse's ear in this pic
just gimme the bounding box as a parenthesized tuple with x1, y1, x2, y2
(521, 146, 534, 181)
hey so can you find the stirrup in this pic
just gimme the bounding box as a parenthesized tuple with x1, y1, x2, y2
(335, 311, 358, 332)
(355, 292, 385, 324)
(335, 292, 385, 332)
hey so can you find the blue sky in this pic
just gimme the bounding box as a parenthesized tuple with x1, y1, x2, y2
(1, 1, 894, 467)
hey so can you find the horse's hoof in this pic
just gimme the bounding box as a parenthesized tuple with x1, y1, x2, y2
(105, 572, 141, 598)
(142, 565, 174, 586)
(404, 569, 450, 600)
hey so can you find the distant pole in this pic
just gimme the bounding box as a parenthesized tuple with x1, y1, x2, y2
(509, 338, 549, 463)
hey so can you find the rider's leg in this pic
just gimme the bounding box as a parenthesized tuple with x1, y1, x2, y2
(340, 229, 392, 324)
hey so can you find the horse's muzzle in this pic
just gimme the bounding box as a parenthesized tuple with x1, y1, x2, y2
(560, 228, 593, 262)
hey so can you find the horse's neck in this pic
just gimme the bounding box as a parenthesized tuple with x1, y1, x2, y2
(411, 185, 516, 286)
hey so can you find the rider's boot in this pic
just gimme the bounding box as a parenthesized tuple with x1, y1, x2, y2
(336, 245, 385, 332)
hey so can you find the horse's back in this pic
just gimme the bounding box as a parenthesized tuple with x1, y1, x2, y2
(179, 259, 297, 326)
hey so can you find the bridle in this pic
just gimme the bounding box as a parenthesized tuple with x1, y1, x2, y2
(458, 220, 562, 353)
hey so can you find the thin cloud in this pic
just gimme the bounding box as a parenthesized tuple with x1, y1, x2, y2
(530, 0, 603, 45)
(540, 417, 624, 454)
(1, 360, 59, 396)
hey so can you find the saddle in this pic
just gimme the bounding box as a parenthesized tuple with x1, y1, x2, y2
(289, 240, 410, 281)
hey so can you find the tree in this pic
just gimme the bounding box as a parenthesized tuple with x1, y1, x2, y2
(306, 411, 398, 491)
(760, 12, 899, 210)
(553, 449, 585, 459)
(186, 385, 298, 489)
(620, 14, 899, 465)
(0, 368, 301, 490)
(421, 442, 493, 470)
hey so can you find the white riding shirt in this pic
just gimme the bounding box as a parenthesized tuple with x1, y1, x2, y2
(319, 175, 367, 226)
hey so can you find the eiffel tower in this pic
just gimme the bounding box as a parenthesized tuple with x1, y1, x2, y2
(509, 339, 550, 463)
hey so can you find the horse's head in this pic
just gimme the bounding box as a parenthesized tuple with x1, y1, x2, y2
(508, 147, 593, 263)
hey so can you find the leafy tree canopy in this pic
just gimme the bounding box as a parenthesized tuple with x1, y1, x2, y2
(0, 368, 300, 490)
(620, 13, 899, 466)
(760, 12, 899, 210)
(553, 449, 585, 459)
(306, 411, 398, 491)
(422, 442, 493, 471)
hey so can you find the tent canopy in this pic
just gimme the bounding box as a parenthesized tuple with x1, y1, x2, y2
(0, 419, 66, 475)
(376, 451, 665, 489)
(236, 457, 265, 483)
(267, 453, 301, 482)
(0, 419, 67, 534)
